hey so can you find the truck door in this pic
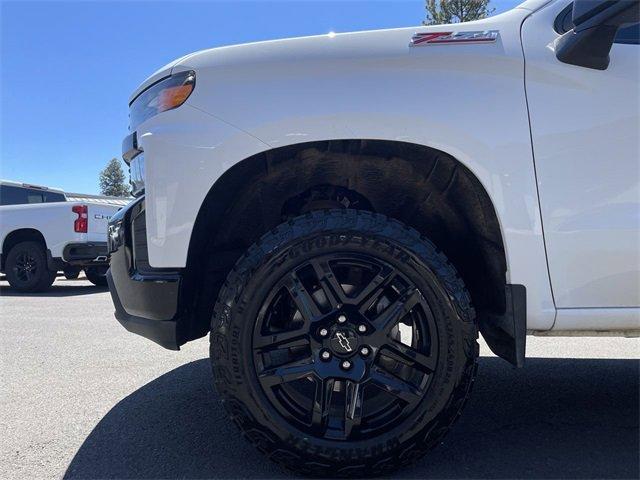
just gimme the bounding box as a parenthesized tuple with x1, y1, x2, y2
(521, 1, 639, 328)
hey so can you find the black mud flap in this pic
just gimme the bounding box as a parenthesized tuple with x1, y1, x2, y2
(479, 284, 527, 367)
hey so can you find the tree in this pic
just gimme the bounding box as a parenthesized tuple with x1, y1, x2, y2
(424, 0, 494, 25)
(99, 158, 130, 197)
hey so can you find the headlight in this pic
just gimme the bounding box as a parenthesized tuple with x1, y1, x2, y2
(129, 70, 195, 130)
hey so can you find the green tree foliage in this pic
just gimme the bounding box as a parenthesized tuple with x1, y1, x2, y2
(99, 158, 130, 197)
(424, 0, 494, 25)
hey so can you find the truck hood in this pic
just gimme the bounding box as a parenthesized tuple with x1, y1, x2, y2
(169, 0, 549, 73)
(128, 0, 551, 104)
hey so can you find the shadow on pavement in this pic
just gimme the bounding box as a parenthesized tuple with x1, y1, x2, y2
(0, 283, 107, 297)
(64, 357, 639, 479)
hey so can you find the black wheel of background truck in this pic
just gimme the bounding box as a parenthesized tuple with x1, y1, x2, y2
(84, 266, 108, 287)
(63, 267, 81, 280)
(210, 209, 478, 477)
(5, 241, 56, 292)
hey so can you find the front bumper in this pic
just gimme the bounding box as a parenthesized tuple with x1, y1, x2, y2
(106, 196, 182, 350)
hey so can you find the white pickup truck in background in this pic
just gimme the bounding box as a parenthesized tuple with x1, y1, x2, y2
(0, 180, 124, 291)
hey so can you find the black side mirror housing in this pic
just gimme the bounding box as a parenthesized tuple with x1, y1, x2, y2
(556, 0, 639, 70)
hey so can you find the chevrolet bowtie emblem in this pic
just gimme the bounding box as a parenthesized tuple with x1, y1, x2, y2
(336, 331, 353, 352)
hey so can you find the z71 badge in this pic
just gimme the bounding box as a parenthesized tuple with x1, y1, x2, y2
(410, 30, 499, 46)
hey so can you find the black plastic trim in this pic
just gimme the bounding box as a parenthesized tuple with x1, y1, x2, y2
(46, 250, 65, 272)
(106, 196, 182, 350)
(479, 284, 527, 368)
(62, 242, 109, 264)
(107, 269, 179, 350)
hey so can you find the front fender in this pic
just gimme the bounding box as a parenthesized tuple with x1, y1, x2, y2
(139, 6, 554, 330)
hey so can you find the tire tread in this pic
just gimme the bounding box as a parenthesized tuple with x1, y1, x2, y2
(210, 209, 478, 477)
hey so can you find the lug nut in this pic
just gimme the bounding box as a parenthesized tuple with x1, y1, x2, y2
(341, 360, 352, 370)
(319, 328, 329, 337)
(357, 324, 367, 333)
(337, 314, 347, 324)
(360, 346, 370, 356)
(320, 350, 331, 361)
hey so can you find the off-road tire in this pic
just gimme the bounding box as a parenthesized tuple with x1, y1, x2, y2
(5, 241, 56, 292)
(85, 266, 108, 287)
(210, 209, 478, 477)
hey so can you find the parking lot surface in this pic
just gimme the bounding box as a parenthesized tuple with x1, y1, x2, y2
(1, 278, 638, 479)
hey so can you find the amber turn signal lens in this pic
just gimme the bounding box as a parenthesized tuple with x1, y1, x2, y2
(129, 70, 196, 130)
(158, 84, 194, 112)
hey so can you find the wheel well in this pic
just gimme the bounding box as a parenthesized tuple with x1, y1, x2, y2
(178, 140, 507, 346)
(1, 229, 46, 271)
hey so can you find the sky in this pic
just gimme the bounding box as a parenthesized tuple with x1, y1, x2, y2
(1, 0, 520, 194)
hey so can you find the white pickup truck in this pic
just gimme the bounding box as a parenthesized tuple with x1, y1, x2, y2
(107, 0, 638, 476)
(0, 181, 122, 291)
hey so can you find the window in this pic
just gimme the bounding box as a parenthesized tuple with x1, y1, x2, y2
(26, 193, 44, 204)
(41, 190, 66, 203)
(615, 22, 640, 44)
(1, 185, 27, 205)
(0, 185, 66, 206)
(554, 3, 639, 45)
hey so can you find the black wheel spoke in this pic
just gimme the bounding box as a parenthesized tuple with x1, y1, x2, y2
(372, 287, 422, 334)
(385, 340, 437, 373)
(344, 380, 364, 437)
(254, 327, 309, 350)
(355, 264, 395, 312)
(310, 259, 347, 308)
(259, 359, 315, 387)
(369, 366, 423, 403)
(284, 272, 322, 322)
(311, 378, 335, 432)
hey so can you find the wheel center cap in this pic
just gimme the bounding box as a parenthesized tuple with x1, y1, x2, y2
(330, 329, 359, 356)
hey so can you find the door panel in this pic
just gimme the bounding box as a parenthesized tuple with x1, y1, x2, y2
(522, 0, 639, 308)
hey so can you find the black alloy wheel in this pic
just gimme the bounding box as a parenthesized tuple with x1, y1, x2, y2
(253, 253, 439, 441)
(210, 209, 478, 477)
(5, 241, 56, 292)
(14, 251, 39, 283)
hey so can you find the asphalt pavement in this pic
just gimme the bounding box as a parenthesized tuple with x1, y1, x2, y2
(1, 278, 638, 479)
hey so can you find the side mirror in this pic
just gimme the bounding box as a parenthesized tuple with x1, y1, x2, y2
(556, 0, 639, 70)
